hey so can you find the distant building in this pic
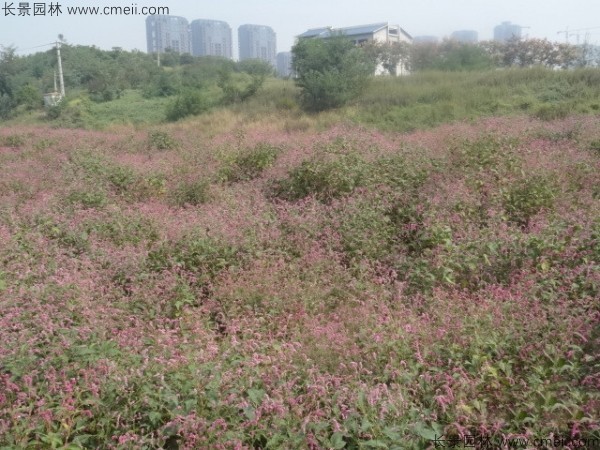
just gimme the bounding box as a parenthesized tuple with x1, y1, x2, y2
(146, 15, 191, 54)
(298, 22, 411, 45)
(451, 30, 478, 43)
(494, 21, 522, 42)
(238, 24, 277, 67)
(413, 35, 439, 43)
(190, 19, 232, 59)
(297, 23, 412, 75)
(276, 52, 293, 77)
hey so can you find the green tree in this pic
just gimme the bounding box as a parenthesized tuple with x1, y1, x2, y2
(165, 88, 210, 121)
(434, 40, 493, 71)
(217, 68, 265, 104)
(16, 83, 41, 110)
(363, 41, 411, 75)
(292, 35, 375, 111)
(408, 40, 492, 71)
(236, 58, 274, 77)
(0, 46, 17, 118)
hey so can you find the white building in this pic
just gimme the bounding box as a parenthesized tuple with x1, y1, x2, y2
(297, 23, 413, 75)
(276, 51, 293, 77)
(190, 19, 233, 59)
(146, 15, 191, 54)
(298, 22, 411, 45)
(238, 24, 277, 67)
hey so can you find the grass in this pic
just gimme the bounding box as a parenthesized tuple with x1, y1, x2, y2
(353, 68, 600, 131)
(87, 90, 172, 127)
(0, 68, 599, 448)
(8, 67, 600, 134)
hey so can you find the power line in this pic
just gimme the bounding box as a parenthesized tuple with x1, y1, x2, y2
(9, 42, 56, 54)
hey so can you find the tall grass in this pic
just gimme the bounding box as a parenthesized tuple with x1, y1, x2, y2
(355, 68, 600, 131)
(8, 67, 599, 133)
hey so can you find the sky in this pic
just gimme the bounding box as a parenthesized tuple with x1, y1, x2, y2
(2, 0, 600, 58)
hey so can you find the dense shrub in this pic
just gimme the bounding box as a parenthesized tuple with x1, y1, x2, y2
(171, 178, 210, 206)
(534, 103, 571, 121)
(147, 234, 240, 285)
(502, 175, 556, 227)
(272, 152, 368, 202)
(165, 88, 210, 121)
(292, 35, 374, 111)
(66, 189, 108, 209)
(147, 130, 179, 150)
(219, 143, 280, 183)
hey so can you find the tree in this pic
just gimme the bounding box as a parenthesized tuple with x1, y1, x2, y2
(408, 40, 492, 72)
(217, 68, 265, 104)
(0, 46, 17, 118)
(409, 42, 441, 71)
(236, 59, 274, 77)
(362, 41, 410, 75)
(292, 35, 375, 111)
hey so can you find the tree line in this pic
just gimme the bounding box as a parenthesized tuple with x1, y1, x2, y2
(0, 44, 273, 120)
(1, 37, 598, 120)
(291, 35, 599, 111)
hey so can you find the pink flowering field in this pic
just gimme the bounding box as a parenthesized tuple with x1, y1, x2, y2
(0, 114, 598, 448)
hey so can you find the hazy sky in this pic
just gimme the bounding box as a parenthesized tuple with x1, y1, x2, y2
(2, 0, 600, 58)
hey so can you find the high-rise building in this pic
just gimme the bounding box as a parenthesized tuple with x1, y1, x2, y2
(190, 19, 233, 59)
(276, 52, 293, 77)
(146, 15, 191, 54)
(494, 21, 522, 42)
(451, 30, 478, 43)
(238, 24, 277, 67)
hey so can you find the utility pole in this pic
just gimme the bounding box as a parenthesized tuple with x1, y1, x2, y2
(558, 26, 600, 44)
(56, 41, 65, 97)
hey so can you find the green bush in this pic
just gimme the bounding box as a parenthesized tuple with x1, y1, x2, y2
(534, 103, 571, 121)
(2, 134, 25, 147)
(502, 175, 556, 227)
(86, 214, 159, 247)
(292, 35, 375, 111)
(16, 83, 42, 110)
(165, 89, 210, 121)
(337, 198, 395, 261)
(219, 143, 280, 183)
(589, 139, 600, 155)
(272, 152, 367, 202)
(368, 154, 429, 190)
(106, 165, 137, 195)
(36, 217, 90, 255)
(147, 235, 240, 285)
(171, 178, 210, 206)
(147, 130, 179, 150)
(217, 70, 266, 104)
(0, 93, 15, 119)
(66, 189, 108, 209)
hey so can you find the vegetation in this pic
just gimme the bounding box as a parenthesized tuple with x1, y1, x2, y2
(292, 35, 375, 111)
(0, 41, 599, 448)
(0, 44, 266, 123)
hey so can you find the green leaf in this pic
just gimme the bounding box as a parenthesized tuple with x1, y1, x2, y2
(413, 422, 439, 441)
(243, 406, 256, 420)
(362, 440, 389, 448)
(247, 388, 265, 405)
(330, 432, 346, 449)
